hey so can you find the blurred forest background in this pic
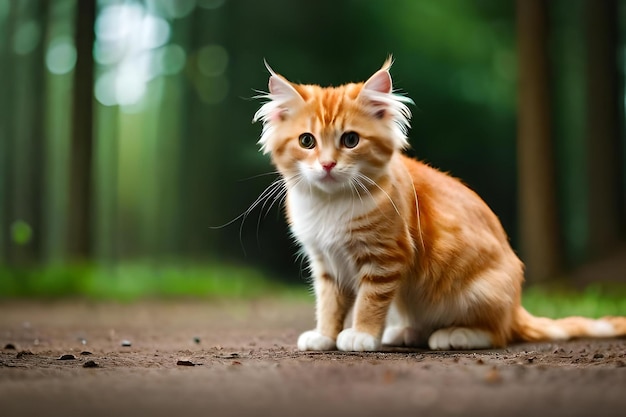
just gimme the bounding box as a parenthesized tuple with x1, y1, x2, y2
(0, 0, 625, 299)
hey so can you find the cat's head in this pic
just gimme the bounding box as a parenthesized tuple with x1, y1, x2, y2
(253, 58, 413, 195)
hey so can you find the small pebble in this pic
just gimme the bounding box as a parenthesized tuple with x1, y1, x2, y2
(4, 343, 16, 350)
(58, 354, 76, 360)
(83, 360, 99, 368)
(121, 340, 132, 347)
(177, 359, 195, 366)
(80, 351, 93, 356)
(16, 351, 33, 359)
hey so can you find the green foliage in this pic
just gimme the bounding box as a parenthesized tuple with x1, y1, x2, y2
(2, 263, 625, 321)
(0, 263, 307, 301)
(522, 284, 626, 318)
(11, 220, 32, 245)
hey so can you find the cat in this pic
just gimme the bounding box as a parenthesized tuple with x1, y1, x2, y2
(253, 57, 626, 351)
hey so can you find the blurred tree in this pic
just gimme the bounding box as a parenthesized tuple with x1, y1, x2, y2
(0, 0, 49, 266)
(0, 0, 623, 289)
(584, 0, 624, 258)
(0, 1, 17, 264)
(516, 0, 563, 282)
(67, 0, 95, 261)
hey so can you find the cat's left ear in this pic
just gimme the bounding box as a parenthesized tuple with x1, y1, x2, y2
(361, 57, 394, 96)
(358, 58, 413, 149)
(358, 67, 394, 120)
(362, 69, 393, 95)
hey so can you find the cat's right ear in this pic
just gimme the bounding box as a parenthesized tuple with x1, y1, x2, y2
(265, 61, 304, 107)
(254, 62, 304, 153)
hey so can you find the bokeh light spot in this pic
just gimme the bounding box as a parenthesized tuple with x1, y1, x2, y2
(95, 71, 118, 106)
(197, 44, 228, 77)
(11, 220, 32, 246)
(46, 37, 77, 75)
(156, 44, 187, 75)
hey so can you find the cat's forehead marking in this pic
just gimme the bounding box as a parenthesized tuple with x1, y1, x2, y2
(312, 84, 362, 129)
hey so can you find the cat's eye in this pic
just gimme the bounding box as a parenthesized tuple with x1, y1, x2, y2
(341, 131, 360, 149)
(299, 133, 316, 149)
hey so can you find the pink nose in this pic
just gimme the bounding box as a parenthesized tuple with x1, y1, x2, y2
(321, 161, 336, 172)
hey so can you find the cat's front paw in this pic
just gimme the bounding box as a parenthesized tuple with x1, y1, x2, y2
(297, 330, 336, 351)
(336, 328, 381, 352)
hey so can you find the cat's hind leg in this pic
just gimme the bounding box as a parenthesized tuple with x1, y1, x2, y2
(428, 327, 493, 350)
(382, 326, 420, 347)
(381, 304, 421, 346)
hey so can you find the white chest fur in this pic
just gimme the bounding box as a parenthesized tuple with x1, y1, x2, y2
(287, 188, 374, 289)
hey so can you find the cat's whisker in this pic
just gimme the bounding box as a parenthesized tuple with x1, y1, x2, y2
(253, 178, 288, 246)
(209, 177, 282, 230)
(349, 178, 365, 206)
(401, 163, 426, 252)
(211, 176, 285, 255)
(356, 173, 402, 218)
(244, 180, 285, 247)
(236, 170, 282, 182)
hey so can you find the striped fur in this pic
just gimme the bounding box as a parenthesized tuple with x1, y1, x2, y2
(254, 59, 626, 351)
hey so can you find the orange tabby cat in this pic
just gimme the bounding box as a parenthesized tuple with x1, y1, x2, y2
(253, 58, 626, 351)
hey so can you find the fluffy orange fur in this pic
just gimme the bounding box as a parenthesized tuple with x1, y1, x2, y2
(254, 58, 626, 351)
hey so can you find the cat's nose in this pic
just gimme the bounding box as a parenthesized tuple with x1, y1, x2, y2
(321, 161, 336, 173)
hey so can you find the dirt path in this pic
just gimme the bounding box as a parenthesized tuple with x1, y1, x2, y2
(1, 299, 625, 417)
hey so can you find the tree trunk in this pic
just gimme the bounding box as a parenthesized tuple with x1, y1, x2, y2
(0, 2, 17, 264)
(584, 0, 623, 257)
(1, 1, 48, 266)
(67, 0, 96, 261)
(516, 0, 563, 282)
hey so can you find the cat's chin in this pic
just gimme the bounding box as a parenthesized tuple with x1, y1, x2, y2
(311, 179, 350, 195)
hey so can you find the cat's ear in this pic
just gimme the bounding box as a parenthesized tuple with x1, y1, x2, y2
(254, 61, 304, 129)
(254, 61, 305, 154)
(359, 67, 394, 119)
(265, 61, 304, 106)
(361, 56, 394, 95)
(358, 58, 413, 149)
(362, 69, 393, 95)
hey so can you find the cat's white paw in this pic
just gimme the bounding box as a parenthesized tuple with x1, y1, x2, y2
(336, 328, 381, 352)
(297, 330, 336, 351)
(382, 326, 419, 347)
(428, 327, 493, 350)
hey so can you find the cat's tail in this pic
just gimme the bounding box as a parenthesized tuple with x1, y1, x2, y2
(512, 306, 626, 343)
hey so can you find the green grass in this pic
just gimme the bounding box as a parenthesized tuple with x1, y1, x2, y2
(1, 264, 625, 319)
(0, 263, 309, 301)
(522, 283, 626, 318)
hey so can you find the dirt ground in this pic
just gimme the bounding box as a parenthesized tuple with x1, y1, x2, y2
(1, 299, 626, 417)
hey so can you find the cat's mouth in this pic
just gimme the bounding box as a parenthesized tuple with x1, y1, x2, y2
(320, 172, 337, 182)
